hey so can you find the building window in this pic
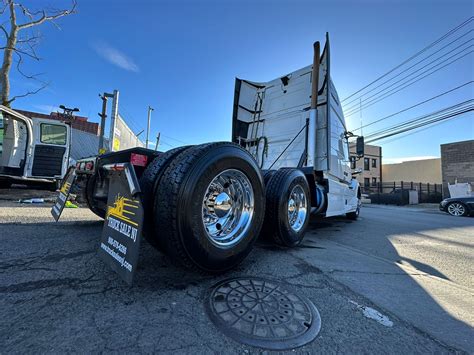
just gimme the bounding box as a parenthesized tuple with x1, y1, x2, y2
(350, 156, 356, 169)
(364, 158, 370, 171)
(364, 178, 370, 187)
(40, 123, 67, 145)
(372, 158, 377, 168)
(372, 177, 377, 186)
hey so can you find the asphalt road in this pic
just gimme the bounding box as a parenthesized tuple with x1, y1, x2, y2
(0, 200, 472, 353)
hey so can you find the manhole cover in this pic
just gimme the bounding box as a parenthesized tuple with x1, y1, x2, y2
(206, 277, 321, 350)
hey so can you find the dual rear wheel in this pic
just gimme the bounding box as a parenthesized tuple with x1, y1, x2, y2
(143, 142, 265, 273)
(142, 144, 313, 273)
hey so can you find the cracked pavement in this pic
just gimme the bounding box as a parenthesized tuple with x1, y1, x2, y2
(0, 201, 472, 353)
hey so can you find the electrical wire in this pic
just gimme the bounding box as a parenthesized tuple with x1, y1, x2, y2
(371, 113, 469, 145)
(365, 100, 473, 137)
(365, 102, 473, 143)
(341, 16, 473, 103)
(342, 32, 473, 108)
(344, 50, 473, 117)
(160, 134, 190, 145)
(344, 44, 473, 114)
(366, 108, 472, 143)
(353, 81, 473, 131)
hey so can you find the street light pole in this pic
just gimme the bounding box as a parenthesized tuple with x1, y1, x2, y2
(146, 106, 154, 149)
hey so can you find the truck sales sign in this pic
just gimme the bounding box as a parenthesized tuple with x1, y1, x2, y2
(51, 167, 76, 222)
(98, 171, 144, 285)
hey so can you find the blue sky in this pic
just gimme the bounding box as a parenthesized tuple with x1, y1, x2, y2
(9, 0, 474, 162)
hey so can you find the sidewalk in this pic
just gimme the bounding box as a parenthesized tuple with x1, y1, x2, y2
(363, 203, 441, 214)
(296, 235, 474, 352)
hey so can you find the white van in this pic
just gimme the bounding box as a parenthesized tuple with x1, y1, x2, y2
(0, 105, 71, 188)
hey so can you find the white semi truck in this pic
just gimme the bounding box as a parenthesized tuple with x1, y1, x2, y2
(67, 35, 364, 275)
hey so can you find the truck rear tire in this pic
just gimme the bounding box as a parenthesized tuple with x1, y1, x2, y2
(262, 169, 276, 186)
(346, 207, 360, 220)
(85, 174, 106, 219)
(153, 142, 265, 273)
(263, 168, 310, 247)
(139, 146, 192, 249)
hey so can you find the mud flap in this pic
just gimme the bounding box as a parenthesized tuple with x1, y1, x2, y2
(98, 163, 144, 285)
(51, 166, 76, 222)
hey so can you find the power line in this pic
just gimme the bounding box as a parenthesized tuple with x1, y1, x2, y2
(341, 16, 473, 102)
(344, 49, 473, 117)
(344, 43, 473, 114)
(353, 81, 473, 131)
(365, 101, 474, 143)
(366, 108, 472, 143)
(366, 102, 472, 139)
(370, 114, 468, 145)
(160, 133, 190, 145)
(342, 31, 473, 108)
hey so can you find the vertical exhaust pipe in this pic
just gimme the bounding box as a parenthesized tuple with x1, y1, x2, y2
(307, 41, 320, 168)
(311, 41, 320, 110)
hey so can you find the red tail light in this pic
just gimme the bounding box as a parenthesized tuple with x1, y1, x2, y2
(85, 161, 94, 171)
(130, 153, 148, 167)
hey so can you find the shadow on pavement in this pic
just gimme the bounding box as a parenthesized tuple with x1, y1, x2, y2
(305, 208, 473, 352)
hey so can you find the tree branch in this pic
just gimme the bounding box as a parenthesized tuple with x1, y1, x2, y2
(7, 81, 48, 105)
(0, 25, 8, 38)
(14, 51, 45, 81)
(17, 0, 77, 30)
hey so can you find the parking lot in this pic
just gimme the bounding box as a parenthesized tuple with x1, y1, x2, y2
(1, 199, 473, 353)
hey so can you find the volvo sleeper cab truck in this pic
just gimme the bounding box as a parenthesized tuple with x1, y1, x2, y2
(74, 34, 364, 274)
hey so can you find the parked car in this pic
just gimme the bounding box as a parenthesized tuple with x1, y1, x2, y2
(439, 197, 474, 216)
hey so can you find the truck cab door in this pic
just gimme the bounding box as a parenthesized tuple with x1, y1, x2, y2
(27, 119, 70, 179)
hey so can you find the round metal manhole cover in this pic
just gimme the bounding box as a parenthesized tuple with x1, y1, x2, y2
(206, 277, 321, 350)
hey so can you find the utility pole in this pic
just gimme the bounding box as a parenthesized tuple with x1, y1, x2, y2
(98, 94, 108, 153)
(155, 132, 160, 151)
(146, 106, 154, 149)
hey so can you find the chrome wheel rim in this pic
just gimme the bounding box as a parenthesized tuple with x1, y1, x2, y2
(448, 203, 465, 216)
(202, 169, 254, 248)
(287, 184, 307, 232)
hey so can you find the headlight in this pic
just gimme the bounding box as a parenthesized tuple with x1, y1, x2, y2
(440, 199, 449, 206)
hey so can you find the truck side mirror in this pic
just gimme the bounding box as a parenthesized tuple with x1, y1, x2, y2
(356, 136, 364, 157)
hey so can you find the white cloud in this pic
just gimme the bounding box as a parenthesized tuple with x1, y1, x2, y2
(92, 42, 139, 72)
(383, 156, 439, 164)
(33, 104, 61, 114)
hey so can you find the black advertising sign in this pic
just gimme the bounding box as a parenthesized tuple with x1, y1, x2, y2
(51, 167, 76, 222)
(98, 170, 143, 285)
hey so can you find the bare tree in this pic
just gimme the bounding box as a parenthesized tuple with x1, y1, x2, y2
(0, 0, 76, 106)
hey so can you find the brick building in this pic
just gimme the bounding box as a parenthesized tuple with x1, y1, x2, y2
(349, 143, 382, 189)
(15, 109, 99, 135)
(441, 139, 474, 198)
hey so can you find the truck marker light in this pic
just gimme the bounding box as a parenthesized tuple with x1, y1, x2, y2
(85, 161, 94, 171)
(130, 153, 148, 167)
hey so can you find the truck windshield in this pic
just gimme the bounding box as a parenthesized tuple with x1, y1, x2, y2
(40, 123, 67, 145)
